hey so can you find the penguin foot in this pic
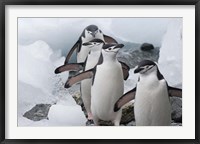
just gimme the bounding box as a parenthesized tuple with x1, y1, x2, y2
(86, 119, 94, 126)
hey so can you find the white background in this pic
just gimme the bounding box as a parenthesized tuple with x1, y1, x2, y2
(5, 5, 195, 139)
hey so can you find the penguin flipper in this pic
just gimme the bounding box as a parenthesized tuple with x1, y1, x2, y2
(168, 86, 182, 98)
(114, 87, 136, 112)
(54, 63, 84, 74)
(103, 34, 118, 44)
(119, 61, 130, 80)
(64, 39, 80, 64)
(65, 69, 94, 88)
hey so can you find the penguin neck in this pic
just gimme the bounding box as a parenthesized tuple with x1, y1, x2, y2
(102, 52, 117, 62)
(89, 45, 103, 56)
(81, 35, 93, 42)
(89, 47, 102, 57)
(139, 70, 158, 82)
(95, 32, 104, 40)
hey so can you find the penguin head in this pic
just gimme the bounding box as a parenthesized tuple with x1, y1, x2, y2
(84, 25, 101, 38)
(82, 39, 105, 51)
(134, 60, 158, 75)
(101, 43, 124, 60)
(102, 43, 124, 54)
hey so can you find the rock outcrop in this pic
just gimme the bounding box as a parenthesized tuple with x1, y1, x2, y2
(140, 43, 155, 51)
(23, 104, 51, 121)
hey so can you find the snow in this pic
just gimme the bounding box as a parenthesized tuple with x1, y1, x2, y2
(18, 41, 55, 93)
(48, 105, 86, 126)
(18, 105, 86, 126)
(158, 19, 182, 87)
(18, 40, 86, 126)
(18, 81, 53, 120)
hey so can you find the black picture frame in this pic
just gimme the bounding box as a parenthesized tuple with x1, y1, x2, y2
(0, 0, 199, 143)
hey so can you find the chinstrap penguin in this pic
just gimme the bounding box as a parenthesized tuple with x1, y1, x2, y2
(55, 39, 105, 125)
(65, 43, 125, 126)
(114, 60, 182, 126)
(75, 39, 105, 125)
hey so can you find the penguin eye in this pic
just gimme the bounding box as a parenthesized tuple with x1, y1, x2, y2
(93, 42, 96, 45)
(108, 48, 112, 50)
(146, 66, 149, 68)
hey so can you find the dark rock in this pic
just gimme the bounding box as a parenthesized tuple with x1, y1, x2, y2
(86, 119, 95, 126)
(171, 122, 182, 126)
(72, 93, 83, 106)
(117, 45, 159, 68)
(98, 104, 135, 126)
(72, 93, 87, 116)
(99, 120, 113, 126)
(126, 121, 136, 126)
(140, 43, 154, 51)
(121, 104, 135, 124)
(23, 104, 51, 121)
(170, 97, 182, 122)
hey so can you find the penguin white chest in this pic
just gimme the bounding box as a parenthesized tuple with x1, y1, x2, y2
(85, 51, 101, 70)
(134, 75, 171, 126)
(77, 45, 90, 63)
(91, 62, 124, 121)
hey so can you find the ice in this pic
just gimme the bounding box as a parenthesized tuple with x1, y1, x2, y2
(18, 18, 172, 56)
(47, 105, 86, 126)
(18, 41, 56, 93)
(18, 40, 86, 126)
(18, 81, 54, 118)
(158, 19, 182, 86)
(18, 104, 86, 126)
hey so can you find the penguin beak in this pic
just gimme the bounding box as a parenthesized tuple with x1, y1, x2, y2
(114, 44, 124, 49)
(134, 67, 143, 73)
(91, 32, 96, 37)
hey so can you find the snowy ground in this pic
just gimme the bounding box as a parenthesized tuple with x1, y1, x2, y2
(18, 18, 182, 126)
(18, 41, 87, 126)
